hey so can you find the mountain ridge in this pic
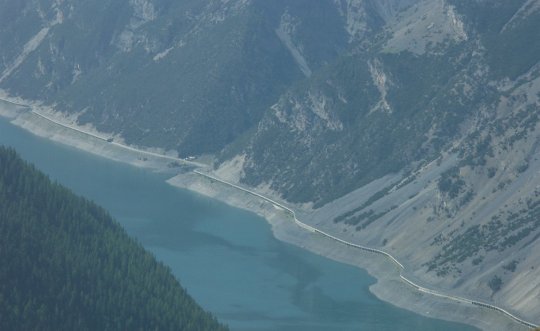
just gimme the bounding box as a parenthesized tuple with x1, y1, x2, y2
(0, 0, 539, 326)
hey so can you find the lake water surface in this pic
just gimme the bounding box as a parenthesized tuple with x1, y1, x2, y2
(0, 118, 477, 331)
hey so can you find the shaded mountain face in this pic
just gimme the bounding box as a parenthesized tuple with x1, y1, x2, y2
(3, 0, 538, 205)
(2, 0, 540, 323)
(0, 0, 342, 154)
(0, 0, 416, 156)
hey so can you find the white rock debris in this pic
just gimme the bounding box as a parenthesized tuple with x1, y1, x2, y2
(368, 59, 392, 114)
(384, 0, 468, 54)
(275, 11, 312, 77)
(333, 0, 369, 42)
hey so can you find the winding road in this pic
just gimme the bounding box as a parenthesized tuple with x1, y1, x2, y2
(2, 98, 537, 329)
(193, 170, 539, 330)
(30, 109, 205, 168)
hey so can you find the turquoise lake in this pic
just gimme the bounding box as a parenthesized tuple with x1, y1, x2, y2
(0, 118, 478, 330)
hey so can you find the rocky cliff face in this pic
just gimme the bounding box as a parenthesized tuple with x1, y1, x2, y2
(238, 0, 489, 206)
(0, 0, 350, 154)
(1, 0, 539, 324)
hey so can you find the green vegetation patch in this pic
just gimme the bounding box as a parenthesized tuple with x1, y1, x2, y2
(437, 166, 465, 198)
(0, 147, 227, 331)
(426, 198, 540, 274)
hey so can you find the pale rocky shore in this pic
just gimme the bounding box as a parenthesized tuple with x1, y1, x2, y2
(0, 98, 530, 331)
(168, 172, 528, 331)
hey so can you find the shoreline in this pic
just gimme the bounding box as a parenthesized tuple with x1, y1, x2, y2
(0, 98, 534, 331)
(185, 170, 537, 330)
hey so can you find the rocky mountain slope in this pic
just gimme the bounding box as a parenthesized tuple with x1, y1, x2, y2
(0, 0, 539, 325)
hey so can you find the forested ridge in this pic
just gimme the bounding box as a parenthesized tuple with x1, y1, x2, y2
(0, 146, 228, 331)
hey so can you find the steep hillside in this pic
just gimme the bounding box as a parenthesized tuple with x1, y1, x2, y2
(0, 146, 227, 331)
(272, 0, 540, 322)
(1, 0, 539, 325)
(0, 0, 354, 154)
